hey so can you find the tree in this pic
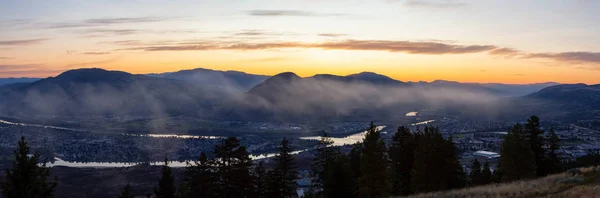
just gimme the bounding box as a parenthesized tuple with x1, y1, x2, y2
(154, 158, 176, 198)
(469, 159, 482, 186)
(389, 126, 415, 196)
(0, 136, 57, 198)
(498, 123, 536, 182)
(358, 122, 389, 197)
(213, 137, 254, 197)
(253, 162, 268, 198)
(267, 137, 298, 198)
(411, 127, 465, 193)
(546, 128, 561, 174)
(348, 143, 362, 197)
(118, 184, 134, 198)
(309, 133, 336, 197)
(179, 152, 215, 198)
(321, 153, 354, 198)
(525, 116, 548, 177)
(481, 161, 492, 185)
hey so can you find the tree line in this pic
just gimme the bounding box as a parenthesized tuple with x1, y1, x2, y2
(0, 116, 597, 198)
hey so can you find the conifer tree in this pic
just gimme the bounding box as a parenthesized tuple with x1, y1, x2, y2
(411, 127, 464, 193)
(389, 126, 415, 196)
(323, 154, 354, 198)
(253, 161, 268, 198)
(213, 137, 253, 197)
(481, 161, 492, 185)
(267, 137, 298, 198)
(118, 184, 134, 198)
(154, 158, 176, 198)
(309, 133, 336, 196)
(0, 136, 57, 198)
(358, 122, 389, 197)
(469, 159, 482, 186)
(348, 143, 362, 197)
(498, 123, 536, 182)
(547, 128, 561, 174)
(525, 116, 548, 177)
(179, 152, 215, 198)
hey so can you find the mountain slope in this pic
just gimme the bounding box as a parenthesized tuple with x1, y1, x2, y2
(406, 166, 600, 198)
(0, 68, 229, 117)
(0, 78, 41, 86)
(149, 68, 269, 91)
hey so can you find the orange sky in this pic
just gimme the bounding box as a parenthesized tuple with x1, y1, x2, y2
(1, 0, 599, 84)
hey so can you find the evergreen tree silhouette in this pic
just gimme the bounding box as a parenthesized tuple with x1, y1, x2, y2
(154, 158, 176, 198)
(0, 136, 57, 198)
(358, 122, 389, 197)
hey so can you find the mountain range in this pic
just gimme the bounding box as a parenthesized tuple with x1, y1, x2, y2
(0, 68, 595, 122)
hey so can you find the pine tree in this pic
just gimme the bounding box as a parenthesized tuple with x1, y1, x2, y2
(498, 123, 536, 182)
(389, 126, 415, 196)
(481, 161, 492, 185)
(469, 159, 482, 186)
(154, 158, 176, 198)
(358, 122, 389, 197)
(267, 137, 298, 198)
(444, 136, 467, 189)
(253, 161, 268, 198)
(411, 127, 465, 193)
(0, 136, 57, 198)
(547, 128, 561, 174)
(309, 133, 336, 197)
(324, 154, 353, 198)
(118, 184, 134, 198)
(179, 152, 215, 198)
(213, 137, 253, 197)
(348, 143, 362, 197)
(525, 116, 548, 177)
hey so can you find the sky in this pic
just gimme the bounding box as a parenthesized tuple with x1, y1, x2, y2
(1, 0, 599, 84)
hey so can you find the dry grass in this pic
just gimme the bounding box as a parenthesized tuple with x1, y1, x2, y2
(403, 166, 600, 198)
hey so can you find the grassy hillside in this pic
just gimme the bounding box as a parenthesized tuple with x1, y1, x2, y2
(404, 166, 600, 198)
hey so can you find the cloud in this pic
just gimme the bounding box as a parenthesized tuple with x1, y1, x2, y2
(47, 17, 177, 29)
(0, 64, 62, 77)
(246, 10, 348, 17)
(0, 57, 13, 59)
(315, 40, 496, 54)
(318, 33, 348, 37)
(79, 28, 140, 37)
(524, 52, 600, 64)
(399, 0, 468, 9)
(0, 38, 49, 46)
(83, 52, 111, 55)
(488, 48, 522, 56)
(119, 39, 497, 54)
(66, 59, 119, 68)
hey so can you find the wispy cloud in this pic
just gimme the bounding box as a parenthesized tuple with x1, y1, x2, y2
(66, 59, 119, 68)
(119, 39, 496, 54)
(83, 52, 111, 55)
(0, 57, 13, 59)
(47, 17, 179, 29)
(0, 64, 62, 77)
(390, 0, 468, 9)
(524, 52, 600, 64)
(315, 40, 495, 54)
(246, 10, 349, 17)
(318, 33, 348, 37)
(0, 38, 49, 46)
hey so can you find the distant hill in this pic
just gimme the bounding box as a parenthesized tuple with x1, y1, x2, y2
(408, 80, 558, 97)
(481, 82, 559, 96)
(0, 78, 40, 86)
(0, 68, 229, 117)
(148, 68, 269, 91)
(501, 84, 600, 121)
